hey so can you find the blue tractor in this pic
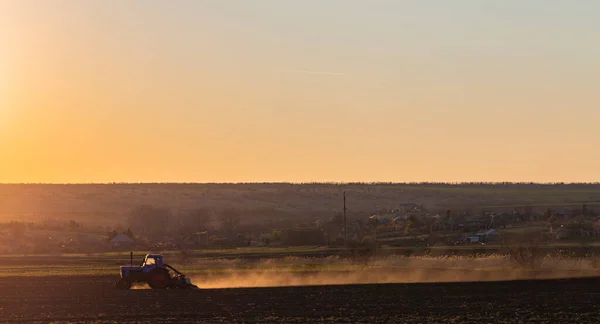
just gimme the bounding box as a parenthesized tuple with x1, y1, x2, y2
(116, 253, 199, 289)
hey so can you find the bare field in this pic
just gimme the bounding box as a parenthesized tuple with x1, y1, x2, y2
(2, 254, 600, 322)
(3, 274, 600, 323)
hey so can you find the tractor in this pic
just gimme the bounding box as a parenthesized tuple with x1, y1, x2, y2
(116, 253, 199, 289)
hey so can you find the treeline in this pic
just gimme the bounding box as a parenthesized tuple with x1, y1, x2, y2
(2, 182, 600, 186)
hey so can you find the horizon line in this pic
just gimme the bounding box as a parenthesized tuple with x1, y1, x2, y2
(1, 181, 599, 185)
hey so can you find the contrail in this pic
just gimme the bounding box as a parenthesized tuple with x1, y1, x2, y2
(293, 70, 346, 76)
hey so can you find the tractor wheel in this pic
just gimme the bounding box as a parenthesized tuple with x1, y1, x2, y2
(116, 277, 131, 290)
(148, 268, 171, 289)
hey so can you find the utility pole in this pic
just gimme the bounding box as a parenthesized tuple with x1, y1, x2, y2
(343, 191, 347, 248)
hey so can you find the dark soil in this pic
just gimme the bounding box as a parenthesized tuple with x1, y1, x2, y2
(2, 275, 600, 323)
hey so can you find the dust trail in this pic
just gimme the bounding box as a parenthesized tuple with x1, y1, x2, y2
(189, 255, 600, 289)
(191, 268, 600, 289)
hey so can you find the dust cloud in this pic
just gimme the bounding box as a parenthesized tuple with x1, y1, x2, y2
(189, 255, 600, 289)
(191, 268, 599, 289)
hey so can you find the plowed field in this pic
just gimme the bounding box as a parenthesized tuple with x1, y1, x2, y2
(2, 275, 600, 323)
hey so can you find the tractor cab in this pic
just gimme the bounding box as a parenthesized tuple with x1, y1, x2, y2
(120, 254, 165, 278)
(141, 254, 164, 269)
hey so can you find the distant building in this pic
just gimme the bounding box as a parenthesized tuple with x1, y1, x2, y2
(467, 229, 501, 243)
(466, 235, 481, 243)
(397, 203, 422, 213)
(477, 229, 502, 242)
(110, 234, 134, 247)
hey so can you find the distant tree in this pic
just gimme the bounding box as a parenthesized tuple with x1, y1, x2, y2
(407, 215, 421, 228)
(432, 217, 441, 232)
(127, 205, 171, 238)
(219, 208, 241, 233)
(548, 215, 558, 230)
(323, 219, 343, 244)
(331, 212, 344, 226)
(404, 215, 422, 236)
(496, 214, 508, 229)
(270, 230, 283, 242)
(68, 220, 80, 231)
(188, 208, 212, 232)
(107, 230, 118, 241)
(27, 222, 36, 230)
(124, 228, 135, 239)
(524, 206, 533, 220)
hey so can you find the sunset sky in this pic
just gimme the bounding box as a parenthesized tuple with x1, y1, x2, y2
(1, 1, 599, 183)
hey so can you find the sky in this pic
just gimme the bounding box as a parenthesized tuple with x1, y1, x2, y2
(1, 0, 599, 183)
